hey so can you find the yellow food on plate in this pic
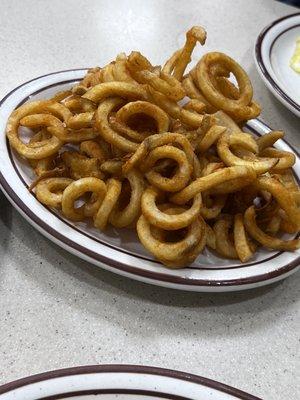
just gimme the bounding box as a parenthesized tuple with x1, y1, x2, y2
(290, 37, 300, 74)
(6, 26, 300, 268)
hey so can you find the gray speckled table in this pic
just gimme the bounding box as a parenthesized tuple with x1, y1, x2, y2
(0, 1, 299, 399)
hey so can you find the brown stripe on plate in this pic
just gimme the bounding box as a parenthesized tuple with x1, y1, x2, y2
(37, 388, 192, 400)
(0, 364, 262, 400)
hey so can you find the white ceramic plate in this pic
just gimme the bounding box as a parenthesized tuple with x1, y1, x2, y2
(0, 365, 261, 400)
(255, 13, 300, 116)
(0, 70, 299, 292)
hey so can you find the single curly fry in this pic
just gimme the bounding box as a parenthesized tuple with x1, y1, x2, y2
(213, 215, 238, 259)
(82, 81, 148, 104)
(233, 213, 254, 262)
(141, 186, 202, 230)
(171, 165, 256, 204)
(95, 98, 139, 153)
(137, 208, 206, 267)
(217, 132, 278, 174)
(94, 178, 122, 230)
(62, 177, 107, 221)
(35, 177, 73, 208)
(244, 206, 300, 251)
(109, 169, 144, 227)
(6, 101, 64, 159)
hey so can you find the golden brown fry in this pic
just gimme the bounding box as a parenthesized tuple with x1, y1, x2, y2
(109, 169, 144, 227)
(182, 74, 217, 113)
(137, 209, 206, 267)
(116, 100, 170, 134)
(141, 186, 202, 230)
(213, 110, 242, 133)
(51, 90, 73, 102)
(142, 145, 192, 192)
(233, 213, 254, 262)
(113, 54, 137, 83)
(123, 132, 195, 174)
(170, 26, 206, 81)
(62, 151, 104, 180)
(213, 215, 238, 259)
(6, 101, 64, 159)
(183, 99, 206, 114)
(80, 140, 106, 162)
(196, 52, 261, 120)
(95, 98, 139, 152)
(260, 147, 295, 171)
(109, 116, 149, 142)
(62, 177, 107, 221)
(148, 87, 204, 128)
(102, 63, 116, 82)
(100, 160, 123, 176)
(255, 176, 300, 229)
(35, 177, 73, 208)
(257, 130, 284, 151)
(205, 222, 216, 250)
(94, 178, 122, 230)
(197, 125, 226, 153)
(134, 70, 185, 101)
(67, 111, 94, 129)
(217, 132, 278, 174)
(63, 96, 96, 113)
(171, 166, 256, 204)
(244, 206, 300, 251)
(201, 193, 226, 219)
(82, 81, 147, 104)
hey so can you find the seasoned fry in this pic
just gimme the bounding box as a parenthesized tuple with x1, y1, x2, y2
(109, 169, 144, 227)
(255, 176, 300, 229)
(137, 209, 206, 267)
(6, 101, 63, 159)
(233, 213, 255, 262)
(170, 166, 256, 204)
(95, 98, 139, 152)
(35, 177, 73, 208)
(62, 177, 107, 221)
(195, 52, 261, 120)
(141, 186, 202, 230)
(82, 81, 147, 103)
(213, 215, 238, 259)
(256, 130, 284, 151)
(94, 178, 122, 230)
(244, 206, 300, 251)
(142, 145, 192, 192)
(67, 111, 94, 129)
(260, 147, 295, 171)
(166, 26, 207, 81)
(116, 100, 169, 134)
(217, 132, 278, 174)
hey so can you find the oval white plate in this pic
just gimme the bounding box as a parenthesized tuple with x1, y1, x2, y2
(255, 13, 300, 117)
(0, 70, 299, 292)
(0, 365, 261, 400)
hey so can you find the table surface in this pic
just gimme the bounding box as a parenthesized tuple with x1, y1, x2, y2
(0, 0, 299, 399)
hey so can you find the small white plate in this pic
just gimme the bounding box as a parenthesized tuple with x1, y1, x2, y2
(255, 13, 300, 116)
(0, 70, 299, 292)
(0, 365, 261, 400)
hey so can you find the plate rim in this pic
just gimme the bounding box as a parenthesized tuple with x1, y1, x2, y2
(0, 364, 261, 400)
(254, 12, 300, 114)
(0, 70, 299, 291)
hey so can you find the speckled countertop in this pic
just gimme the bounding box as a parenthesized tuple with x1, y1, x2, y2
(0, 1, 299, 399)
